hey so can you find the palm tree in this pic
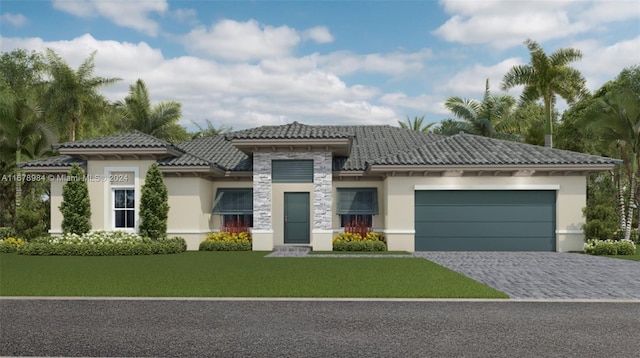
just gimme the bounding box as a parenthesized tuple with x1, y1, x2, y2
(117, 79, 189, 142)
(190, 119, 232, 139)
(441, 79, 518, 139)
(587, 90, 640, 241)
(44, 49, 120, 141)
(501, 39, 587, 148)
(398, 115, 434, 132)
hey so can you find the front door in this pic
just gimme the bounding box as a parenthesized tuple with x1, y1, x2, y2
(284, 192, 310, 244)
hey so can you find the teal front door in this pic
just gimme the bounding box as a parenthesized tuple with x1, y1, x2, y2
(284, 192, 310, 244)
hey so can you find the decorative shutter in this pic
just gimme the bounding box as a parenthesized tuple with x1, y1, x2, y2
(212, 189, 253, 214)
(272, 160, 314, 183)
(337, 188, 378, 215)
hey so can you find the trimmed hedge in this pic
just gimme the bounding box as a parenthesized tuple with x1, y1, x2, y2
(199, 231, 252, 251)
(332, 231, 387, 251)
(17, 239, 186, 256)
(199, 240, 252, 251)
(333, 240, 387, 252)
(15, 231, 187, 256)
(0, 237, 25, 253)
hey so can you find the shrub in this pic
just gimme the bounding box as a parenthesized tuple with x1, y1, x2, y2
(139, 163, 169, 240)
(584, 239, 637, 256)
(199, 230, 252, 251)
(14, 192, 49, 240)
(0, 237, 25, 253)
(612, 229, 639, 243)
(59, 164, 91, 235)
(0, 227, 17, 240)
(332, 231, 386, 251)
(16, 231, 186, 256)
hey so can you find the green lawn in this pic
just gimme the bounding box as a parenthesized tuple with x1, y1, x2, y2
(607, 247, 640, 261)
(0, 252, 507, 298)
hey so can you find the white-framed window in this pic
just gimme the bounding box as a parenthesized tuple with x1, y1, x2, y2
(113, 188, 135, 229)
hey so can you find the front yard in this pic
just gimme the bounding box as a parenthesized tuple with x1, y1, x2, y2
(0, 252, 507, 298)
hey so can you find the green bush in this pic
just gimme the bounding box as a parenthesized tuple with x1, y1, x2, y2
(333, 240, 386, 252)
(0, 227, 17, 240)
(0, 237, 25, 253)
(59, 164, 91, 235)
(16, 231, 186, 256)
(584, 239, 637, 256)
(199, 240, 252, 251)
(14, 192, 49, 240)
(612, 229, 639, 243)
(139, 163, 169, 240)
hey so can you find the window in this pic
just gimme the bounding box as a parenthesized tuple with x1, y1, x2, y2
(213, 189, 253, 227)
(114, 188, 135, 228)
(272, 160, 313, 183)
(337, 188, 378, 228)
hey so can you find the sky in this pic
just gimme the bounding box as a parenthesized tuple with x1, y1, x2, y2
(1, 0, 639, 131)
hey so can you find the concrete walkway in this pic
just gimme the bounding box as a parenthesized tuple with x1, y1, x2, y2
(414, 252, 640, 299)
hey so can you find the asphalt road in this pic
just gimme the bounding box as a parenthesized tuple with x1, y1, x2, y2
(1, 299, 639, 357)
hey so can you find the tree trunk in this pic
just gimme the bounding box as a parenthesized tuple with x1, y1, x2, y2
(624, 172, 635, 241)
(615, 169, 626, 230)
(544, 94, 553, 148)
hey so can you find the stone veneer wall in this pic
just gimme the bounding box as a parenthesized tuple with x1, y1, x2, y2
(252, 151, 332, 231)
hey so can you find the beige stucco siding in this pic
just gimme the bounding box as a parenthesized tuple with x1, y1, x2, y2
(165, 176, 215, 250)
(384, 175, 587, 252)
(49, 180, 64, 234)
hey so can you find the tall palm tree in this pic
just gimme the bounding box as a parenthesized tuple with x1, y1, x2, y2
(117, 79, 188, 142)
(190, 119, 232, 139)
(398, 115, 434, 132)
(441, 79, 518, 139)
(45, 49, 120, 141)
(587, 90, 640, 241)
(501, 39, 587, 148)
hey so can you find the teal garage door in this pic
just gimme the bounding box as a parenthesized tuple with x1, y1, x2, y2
(415, 190, 556, 251)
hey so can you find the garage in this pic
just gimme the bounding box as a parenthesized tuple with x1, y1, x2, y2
(415, 190, 556, 251)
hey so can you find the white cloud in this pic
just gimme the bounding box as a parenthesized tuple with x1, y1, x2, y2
(433, 0, 637, 49)
(52, 0, 168, 36)
(302, 26, 334, 43)
(379, 93, 449, 115)
(574, 36, 640, 91)
(172, 8, 198, 25)
(320, 49, 433, 76)
(1, 12, 27, 27)
(440, 58, 522, 95)
(181, 19, 301, 61)
(0, 34, 407, 130)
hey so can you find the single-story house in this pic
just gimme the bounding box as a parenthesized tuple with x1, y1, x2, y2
(20, 121, 620, 252)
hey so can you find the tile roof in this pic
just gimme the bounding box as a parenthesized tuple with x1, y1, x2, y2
(53, 130, 179, 150)
(371, 133, 621, 166)
(22, 123, 620, 172)
(225, 121, 353, 140)
(18, 155, 85, 168)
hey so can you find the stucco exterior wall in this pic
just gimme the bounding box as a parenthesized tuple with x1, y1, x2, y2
(384, 175, 587, 252)
(165, 176, 215, 250)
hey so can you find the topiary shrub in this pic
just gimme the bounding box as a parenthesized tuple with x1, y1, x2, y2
(139, 163, 169, 240)
(59, 164, 91, 235)
(199, 231, 252, 251)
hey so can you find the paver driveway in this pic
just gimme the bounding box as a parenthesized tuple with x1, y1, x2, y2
(414, 252, 640, 299)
